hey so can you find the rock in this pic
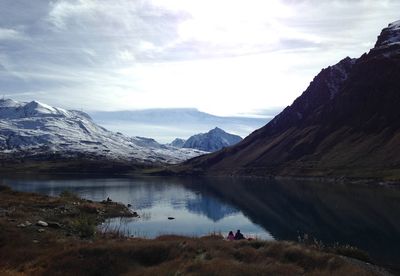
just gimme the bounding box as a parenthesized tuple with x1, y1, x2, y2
(36, 220, 48, 227)
(17, 221, 32, 228)
(37, 228, 45, 233)
(127, 204, 132, 208)
(168, 217, 175, 220)
(47, 221, 62, 228)
(97, 209, 105, 215)
(32, 240, 39, 244)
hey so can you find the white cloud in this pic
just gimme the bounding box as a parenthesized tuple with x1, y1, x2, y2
(47, 0, 99, 29)
(117, 50, 136, 62)
(0, 28, 24, 40)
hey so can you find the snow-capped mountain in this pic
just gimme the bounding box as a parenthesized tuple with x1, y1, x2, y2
(0, 99, 204, 164)
(168, 138, 186, 148)
(179, 127, 242, 152)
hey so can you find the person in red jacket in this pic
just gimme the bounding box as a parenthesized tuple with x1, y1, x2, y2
(227, 231, 235, 241)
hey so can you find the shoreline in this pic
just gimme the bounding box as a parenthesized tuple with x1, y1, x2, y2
(2, 165, 400, 187)
(1, 156, 400, 186)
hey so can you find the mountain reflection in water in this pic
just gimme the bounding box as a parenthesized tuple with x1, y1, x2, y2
(183, 177, 400, 271)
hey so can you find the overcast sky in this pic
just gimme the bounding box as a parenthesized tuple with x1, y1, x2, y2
(0, 0, 399, 116)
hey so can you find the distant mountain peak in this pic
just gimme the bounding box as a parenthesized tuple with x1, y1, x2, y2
(168, 138, 186, 148)
(182, 127, 242, 152)
(0, 98, 19, 107)
(0, 99, 73, 119)
(210, 127, 224, 133)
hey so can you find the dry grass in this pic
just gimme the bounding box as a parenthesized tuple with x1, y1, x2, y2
(36, 237, 379, 276)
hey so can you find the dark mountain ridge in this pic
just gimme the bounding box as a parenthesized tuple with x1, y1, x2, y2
(177, 21, 400, 180)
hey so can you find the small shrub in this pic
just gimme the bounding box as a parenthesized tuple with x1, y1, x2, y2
(249, 240, 266, 249)
(127, 244, 171, 266)
(201, 233, 224, 241)
(79, 203, 98, 214)
(73, 215, 96, 238)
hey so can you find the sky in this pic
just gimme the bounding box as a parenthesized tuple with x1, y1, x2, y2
(0, 0, 399, 117)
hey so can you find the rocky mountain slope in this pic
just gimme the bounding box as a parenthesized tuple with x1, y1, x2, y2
(0, 99, 204, 165)
(176, 127, 242, 152)
(179, 20, 400, 179)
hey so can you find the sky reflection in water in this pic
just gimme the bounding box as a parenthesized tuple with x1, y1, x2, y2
(1, 177, 272, 239)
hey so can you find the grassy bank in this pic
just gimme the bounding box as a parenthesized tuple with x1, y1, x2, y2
(0, 186, 389, 275)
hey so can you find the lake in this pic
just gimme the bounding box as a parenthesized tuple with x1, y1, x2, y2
(1, 175, 400, 271)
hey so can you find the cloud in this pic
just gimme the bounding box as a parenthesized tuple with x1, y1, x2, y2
(0, 28, 24, 40)
(0, 0, 399, 117)
(47, 0, 98, 29)
(117, 50, 136, 62)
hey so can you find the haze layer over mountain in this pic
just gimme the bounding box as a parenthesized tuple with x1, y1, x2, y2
(90, 109, 269, 143)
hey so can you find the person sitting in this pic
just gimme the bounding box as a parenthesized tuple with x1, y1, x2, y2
(227, 231, 235, 241)
(234, 229, 245, 240)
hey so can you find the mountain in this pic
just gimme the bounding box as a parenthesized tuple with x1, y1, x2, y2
(169, 138, 186, 148)
(180, 127, 242, 152)
(0, 99, 204, 167)
(89, 108, 272, 143)
(178, 20, 400, 180)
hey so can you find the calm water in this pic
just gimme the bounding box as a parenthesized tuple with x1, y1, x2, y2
(1, 176, 400, 270)
(0, 176, 272, 239)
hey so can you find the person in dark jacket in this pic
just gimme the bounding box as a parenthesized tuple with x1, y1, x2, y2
(234, 229, 245, 240)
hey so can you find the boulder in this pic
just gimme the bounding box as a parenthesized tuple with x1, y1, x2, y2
(37, 220, 48, 227)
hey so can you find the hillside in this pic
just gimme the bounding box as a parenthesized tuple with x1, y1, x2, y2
(178, 20, 400, 180)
